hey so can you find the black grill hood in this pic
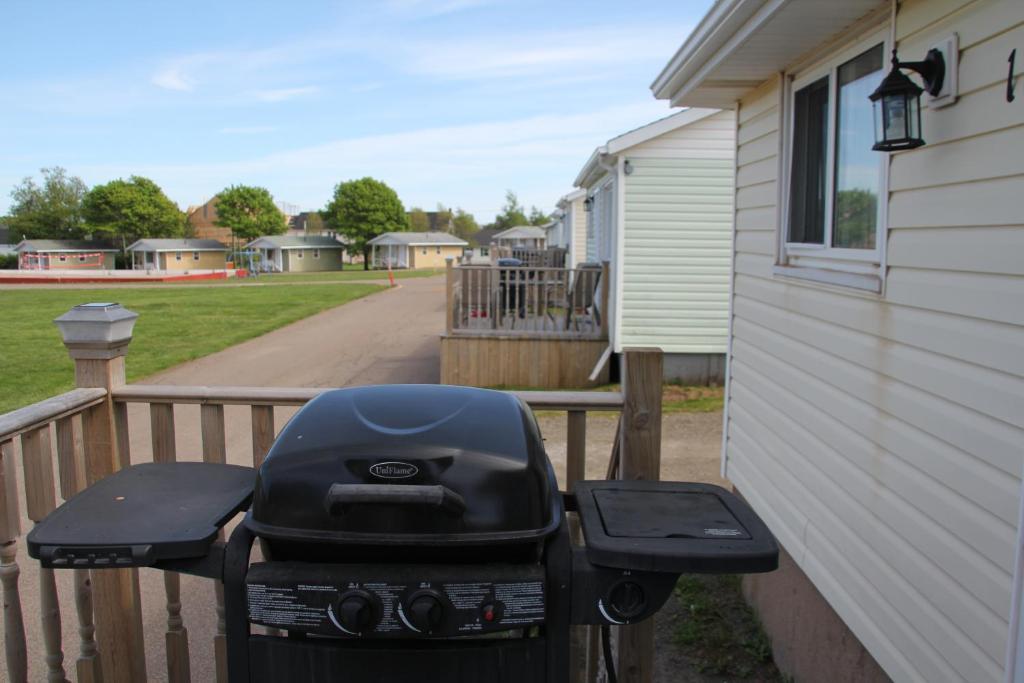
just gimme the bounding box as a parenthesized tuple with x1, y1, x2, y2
(245, 385, 561, 547)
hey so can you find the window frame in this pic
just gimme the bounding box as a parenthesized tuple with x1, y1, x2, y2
(175, 251, 182, 261)
(313, 249, 320, 259)
(192, 251, 200, 261)
(776, 29, 890, 292)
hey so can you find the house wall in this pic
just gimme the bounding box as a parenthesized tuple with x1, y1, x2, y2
(619, 110, 735, 356)
(571, 197, 587, 266)
(409, 245, 463, 269)
(38, 252, 116, 270)
(283, 248, 344, 272)
(725, 2, 1024, 682)
(158, 251, 227, 271)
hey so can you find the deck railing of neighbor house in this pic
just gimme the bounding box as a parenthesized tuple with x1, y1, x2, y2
(0, 304, 662, 683)
(446, 261, 609, 338)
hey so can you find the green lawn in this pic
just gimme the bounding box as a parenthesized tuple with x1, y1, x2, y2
(0, 283, 383, 414)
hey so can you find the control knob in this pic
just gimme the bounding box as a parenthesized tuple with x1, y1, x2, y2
(606, 581, 646, 621)
(405, 591, 445, 633)
(332, 590, 380, 634)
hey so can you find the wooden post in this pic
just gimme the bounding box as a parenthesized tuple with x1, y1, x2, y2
(251, 406, 274, 469)
(599, 261, 610, 340)
(445, 258, 455, 334)
(0, 439, 27, 683)
(55, 304, 147, 683)
(615, 348, 663, 683)
(200, 404, 229, 683)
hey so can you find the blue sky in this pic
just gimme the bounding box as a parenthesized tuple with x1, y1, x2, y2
(0, 0, 712, 222)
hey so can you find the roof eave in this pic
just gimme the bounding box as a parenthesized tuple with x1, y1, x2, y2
(574, 146, 612, 189)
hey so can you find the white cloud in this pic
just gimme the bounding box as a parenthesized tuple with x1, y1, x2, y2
(252, 86, 319, 103)
(76, 100, 672, 220)
(151, 66, 193, 92)
(383, 0, 495, 17)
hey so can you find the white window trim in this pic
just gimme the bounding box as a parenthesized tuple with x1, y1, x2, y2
(296, 250, 304, 259)
(775, 28, 889, 294)
(175, 251, 182, 261)
(313, 249, 320, 259)
(192, 251, 200, 261)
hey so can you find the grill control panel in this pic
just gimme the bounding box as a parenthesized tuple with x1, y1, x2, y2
(246, 562, 546, 638)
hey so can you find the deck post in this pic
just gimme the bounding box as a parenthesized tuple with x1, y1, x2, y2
(616, 348, 663, 683)
(600, 261, 610, 340)
(445, 259, 455, 334)
(54, 303, 148, 683)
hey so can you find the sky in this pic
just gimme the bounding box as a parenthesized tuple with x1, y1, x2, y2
(0, 0, 713, 223)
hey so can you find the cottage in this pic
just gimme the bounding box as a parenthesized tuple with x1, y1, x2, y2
(491, 225, 546, 250)
(127, 239, 229, 271)
(15, 240, 118, 270)
(367, 232, 468, 269)
(654, 0, 1024, 681)
(553, 189, 587, 266)
(245, 235, 347, 273)
(575, 108, 737, 383)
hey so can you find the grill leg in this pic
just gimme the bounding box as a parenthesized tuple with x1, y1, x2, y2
(224, 524, 255, 683)
(546, 520, 572, 683)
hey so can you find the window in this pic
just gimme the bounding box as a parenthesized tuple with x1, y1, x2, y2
(58, 255, 67, 262)
(313, 249, 320, 259)
(436, 247, 441, 254)
(296, 250, 303, 259)
(422, 248, 427, 255)
(192, 251, 200, 261)
(78, 255, 86, 263)
(175, 251, 182, 261)
(480, 247, 489, 256)
(780, 38, 887, 290)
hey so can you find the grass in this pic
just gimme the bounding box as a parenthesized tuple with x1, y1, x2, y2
(671, 574, 784, 680)
(0, 283, 383, 414)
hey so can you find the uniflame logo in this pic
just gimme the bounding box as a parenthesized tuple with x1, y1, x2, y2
(369, 461, 419, 479)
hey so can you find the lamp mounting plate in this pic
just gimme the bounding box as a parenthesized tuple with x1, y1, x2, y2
(928, 34, 959, 108)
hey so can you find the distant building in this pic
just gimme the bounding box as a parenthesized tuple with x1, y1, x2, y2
(185, 198, 233, 245)
(127, 238, 229, 271)
(246, 235, 348, 273)
(15, 240, 119, 270)
(367, 232, 468, 269)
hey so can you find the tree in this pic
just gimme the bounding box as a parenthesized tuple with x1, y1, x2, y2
(451, 208, 479, 241)
(214, 185, 287, 243)
(434, 203, 454, 232)
(486, 190, 529, 231)
(302, 212, 325, 234)
(528, 205, 551, 226)
(83, 176, 184, 251)
(408, 207, 430, 232)
(323, 177, 407, 270)
(7, 167, 88, 239)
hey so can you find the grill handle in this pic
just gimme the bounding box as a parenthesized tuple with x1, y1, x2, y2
(325, 484, 467, 517)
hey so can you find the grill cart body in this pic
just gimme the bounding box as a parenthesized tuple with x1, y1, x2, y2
(28, 384, 777, 682)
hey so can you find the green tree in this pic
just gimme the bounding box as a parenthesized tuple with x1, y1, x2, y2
(408, 207, 430, 232)
(434, 203, 454, 232)
(486, 190, 529, 231)
(528, 205, 551, 226)
(83, 176, 185, 252)
(323, 177, 407, 270)
(214, 185, 287, 243)
(302, 212, 325, 234)
(833, 189, 878, 249)
(7, 167, 88, 239)
(451, 208, 479, 241)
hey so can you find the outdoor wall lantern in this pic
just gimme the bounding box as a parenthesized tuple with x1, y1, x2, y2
(869, 47, 945, 152)
(583, 196, 593, 212)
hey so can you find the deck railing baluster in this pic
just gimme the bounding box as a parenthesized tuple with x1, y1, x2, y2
(200, 404, 229, 683)
(1, 438, 27, 683)
(21, 426, 67, 683)
(150, 403, 192, 683)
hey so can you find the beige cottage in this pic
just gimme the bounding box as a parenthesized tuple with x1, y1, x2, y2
(14, 240, 118, 270)
(127, 239, 228, 271)
(654, 0, 1024, 681)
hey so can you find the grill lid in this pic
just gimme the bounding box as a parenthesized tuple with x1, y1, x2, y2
(245, 385, 560, 546)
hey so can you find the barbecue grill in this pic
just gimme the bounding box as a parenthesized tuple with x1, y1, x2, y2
(27, 384, 777, 682)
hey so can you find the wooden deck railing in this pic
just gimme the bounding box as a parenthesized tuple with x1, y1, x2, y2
(0, 304, 661, 683)
(446, 261, 610, 339)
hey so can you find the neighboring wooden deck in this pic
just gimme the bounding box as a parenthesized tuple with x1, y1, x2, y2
(441, 261, 611, 387)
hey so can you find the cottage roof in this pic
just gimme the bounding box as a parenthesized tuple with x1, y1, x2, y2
(493, 225, 546, 240)
(15, 239, 119, 253)
(367, 232, 468, 247)
(650, 0, 887, 108)
(246, 235, 345, 249)
(127, 238, 228, 252)
(573, 108, 722, 188)
(471, 228, 500, 247)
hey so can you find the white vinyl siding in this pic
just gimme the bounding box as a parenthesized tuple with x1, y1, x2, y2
(572, 199, 587, 266)
(586, 178, 615, 264)
(620, 157, 733, 352)
(724, 2, 1024, 681)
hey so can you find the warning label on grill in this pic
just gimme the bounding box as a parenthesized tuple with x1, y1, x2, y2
(247, 584, 326, 628)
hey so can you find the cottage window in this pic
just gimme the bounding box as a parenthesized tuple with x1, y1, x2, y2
(313, 249, 320, 259)
(192, 251, 200, 261)
(175, 251, 182, 261)
(422, 248, 427, 255)
(778, 36, 887, 292)
(78, 255, 86, 262)
(58, 255, 67, 262)
(436, 247, 441, 254)
(480, 247, 489, 256)
(296, 250, 304, 259)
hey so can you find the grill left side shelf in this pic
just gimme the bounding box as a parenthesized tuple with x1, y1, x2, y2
(26, 462, 256, 569)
